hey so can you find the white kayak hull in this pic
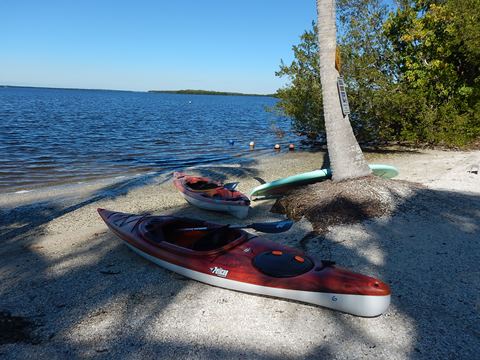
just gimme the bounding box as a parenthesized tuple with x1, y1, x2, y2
(125, 242, 391, 317)
(181, 191, 249, 219)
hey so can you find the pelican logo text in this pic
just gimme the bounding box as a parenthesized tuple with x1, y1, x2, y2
(210, 267, 229, 278)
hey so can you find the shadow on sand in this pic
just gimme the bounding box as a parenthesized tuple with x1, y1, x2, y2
(0, 164, 479, 358)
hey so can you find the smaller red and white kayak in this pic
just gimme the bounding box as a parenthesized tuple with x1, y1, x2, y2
(173, 172, 250, 219)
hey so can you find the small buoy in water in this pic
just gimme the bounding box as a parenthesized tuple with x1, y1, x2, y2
(229, 140, 235, 145)
(188, 101, 192, 104)
(274, 144, 280, 150)
(249, 141, 255, 149)
(289, 144, 295, 151)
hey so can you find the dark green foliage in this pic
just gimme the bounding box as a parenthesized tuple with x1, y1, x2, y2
(275, 0, 480, 147)
(337, 0, 395, 143)
(384, 0, 480, 146)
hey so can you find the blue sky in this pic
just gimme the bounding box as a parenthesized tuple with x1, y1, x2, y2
(0, 0, 320, 93)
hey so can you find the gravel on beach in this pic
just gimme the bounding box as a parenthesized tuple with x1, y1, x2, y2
(1, 149, 479, 359)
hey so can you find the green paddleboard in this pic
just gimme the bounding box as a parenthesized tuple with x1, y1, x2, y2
(250, 164, 399, 198)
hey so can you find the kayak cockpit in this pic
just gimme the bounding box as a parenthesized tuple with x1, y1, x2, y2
(139, 217, 247, 253)
(186, 181, 249, 203)
(185, 180, 221, 191)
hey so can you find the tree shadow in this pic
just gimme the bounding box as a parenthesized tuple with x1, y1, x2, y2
(293, 187, 480, 358)
(361, 147, 423, 155)
(0, 156, 262, 246)
(0, 171, 173, 242)
(298, 144, 422, 156)
(0, 160, 283, 358)
(0, 196, 310, 358)
(322, 151, 330, 168)
(1, 170, 478, 358)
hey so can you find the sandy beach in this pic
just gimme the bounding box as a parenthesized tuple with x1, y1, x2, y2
(1, 149, 479, 359)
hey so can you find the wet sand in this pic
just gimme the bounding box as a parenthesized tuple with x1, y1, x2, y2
(1, 149, 479, 359)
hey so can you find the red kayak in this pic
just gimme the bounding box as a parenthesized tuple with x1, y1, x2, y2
(98, 209, 391, 317)
(173, 172, 250, 219)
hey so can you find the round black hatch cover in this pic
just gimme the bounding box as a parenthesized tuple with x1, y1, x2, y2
(252, 251, 314, 278)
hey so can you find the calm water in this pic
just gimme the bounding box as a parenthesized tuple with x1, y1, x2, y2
(0, 87, 295, 193)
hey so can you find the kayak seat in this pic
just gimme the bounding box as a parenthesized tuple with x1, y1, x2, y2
(230, 197, 250, 204)
(142, 218, 242, 251)
(253, 251, 314, 278)
(186, 180, 220, 191)
(192, 226, 236, 252)
(207, 189, 249, 203)
(142, 218, 205, 248)
(142, 219, 177, 244)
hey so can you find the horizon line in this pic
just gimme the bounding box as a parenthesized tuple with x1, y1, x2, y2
(1, 84, 276, 96)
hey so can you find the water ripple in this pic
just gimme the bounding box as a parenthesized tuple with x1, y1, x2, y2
(0, 87, 296, 192)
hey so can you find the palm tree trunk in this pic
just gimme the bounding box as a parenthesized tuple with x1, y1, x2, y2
(316, 0, 371, 181)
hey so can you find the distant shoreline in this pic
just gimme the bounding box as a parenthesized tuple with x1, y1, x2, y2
(0, 85, 139, 93)
(1, 85, 276, 97)
(148, 89, 276, 97)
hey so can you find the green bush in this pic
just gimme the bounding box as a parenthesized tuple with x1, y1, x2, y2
(275, 0, 480, 147)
